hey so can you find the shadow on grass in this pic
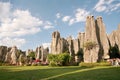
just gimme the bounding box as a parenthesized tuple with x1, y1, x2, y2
(0, 66, 86, 80)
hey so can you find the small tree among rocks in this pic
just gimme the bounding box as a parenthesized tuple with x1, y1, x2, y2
(47, 53, 71, 66)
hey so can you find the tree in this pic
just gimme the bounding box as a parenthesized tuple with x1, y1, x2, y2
(109, 44, 120, 58)
(47, 53, 71, 66)
(28, 52, 35, 60)
(84, 41, 97, 50)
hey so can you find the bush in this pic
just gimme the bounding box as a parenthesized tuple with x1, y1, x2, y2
(47, 53, 71, 66)
(49, 61, 58, 67)
(79, 62, 111, 67)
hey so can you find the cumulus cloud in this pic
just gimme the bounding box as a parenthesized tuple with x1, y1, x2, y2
(62, 8, 90, 25)
(56, 13, 61, 19)
(43, 21, 54, 29)
(42, 43, 51, 49)
(0, 9, 42, 38)
(94, 0, 120, 12)
(62, 16, 71, 22)
(0, 37, 26, 48)
(0, 2, 11, 22)
(0, 2, 54, 48)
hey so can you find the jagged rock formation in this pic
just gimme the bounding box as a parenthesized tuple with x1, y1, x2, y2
(51, 31, 68, 54)
(0, 46, 7, 62)
(0, 15, 120, 64)
(10, 46, 18, 64)
(73, 39, 80, 62)
(84, 16, 100, 63)
(5, 47, 12, 63)
(36, 46, 49, 62)
(51, 15, 113, 63)
(96, 16, 109, 59)
(109, 24, 120, 54)
(67, 36, 74, 56)
(78, 32, 85, 49)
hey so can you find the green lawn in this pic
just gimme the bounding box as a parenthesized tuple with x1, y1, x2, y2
(0, 66, 120, 80)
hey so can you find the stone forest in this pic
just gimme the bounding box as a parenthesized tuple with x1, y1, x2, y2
(0, 15, 120, 66)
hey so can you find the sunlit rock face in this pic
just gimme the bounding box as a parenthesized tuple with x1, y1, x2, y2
(84, 16, 100, 63)
(10, 46, 18, 64)
(36, 46, 49, 62)
(96, 16, 109, 59)
(51, 31, 68, 54)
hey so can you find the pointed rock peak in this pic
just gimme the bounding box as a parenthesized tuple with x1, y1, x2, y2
(52, 31, 60, 38)
(86, 15, 94, 19)
(96, 16, 102, 20)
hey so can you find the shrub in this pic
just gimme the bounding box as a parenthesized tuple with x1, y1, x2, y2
(49, 61, 58, 67)
(84, 41, 97, 50)
(28, 52, 35, 59)
(47, 53, 71, 66)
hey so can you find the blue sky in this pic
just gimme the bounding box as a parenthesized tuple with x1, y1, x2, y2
(0, 0, 120, 51)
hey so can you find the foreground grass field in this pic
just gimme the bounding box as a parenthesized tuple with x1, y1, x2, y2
(0, 66, 120, 80)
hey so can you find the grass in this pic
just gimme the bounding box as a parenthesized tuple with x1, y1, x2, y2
(0, 66, 120, 80)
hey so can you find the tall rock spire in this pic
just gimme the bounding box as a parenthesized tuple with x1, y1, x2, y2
(51, 31, 68, 54)
(96, 16, 109, 59)
(84, 16, 100, 63)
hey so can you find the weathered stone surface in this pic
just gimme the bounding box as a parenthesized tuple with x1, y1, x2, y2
(10, 46, 18, 64)
(67, 36, 74, 56)
(77, 32, 85, 49)
(0, 46, 7, 62)
(96, 16, 109, 58)
(73, 39, 80, 62)
(36, 46, 49, 62)
(109, 24, 120, 54)
(5, 47, 12, 63)
(36, 47, 40, 60)
(84, 16, 100, 63)
(51, 31, 68, 54)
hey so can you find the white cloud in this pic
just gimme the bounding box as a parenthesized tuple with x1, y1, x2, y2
(0, 37, 26, 48)
(43, 21, 54, 29)
(62, 8, 90, 25)
(94, 0, 120, 12)
(69, 19, 75, 25)
(42, 43, 51, 49)
(75, 9, 90, 22)
(0, 9, 42, 37)
(0, 2, 54, 48)
(56, 13, 61, 19)
(0, 2, 11, 22)
(62, 16, 71, 22)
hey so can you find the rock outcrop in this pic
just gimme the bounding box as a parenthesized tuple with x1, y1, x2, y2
(5, 47, 12, 63)
(78, 32, 85, 49)
(50, 16, 113, 63)
(0, 15, 120, 64)
(96, 16, 109, 59)
(109, 24, 120, 54)
(0, 46, 7, 62)
(84, 16, 100, 63)
(36, 46, 49, 62)
(10, 46, 18, 64)
(51, 31, 68, 54)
